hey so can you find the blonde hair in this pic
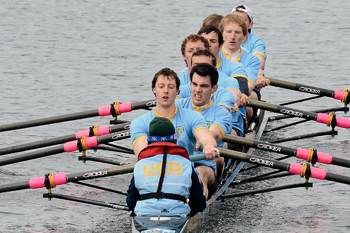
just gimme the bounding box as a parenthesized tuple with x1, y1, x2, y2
(219, 14, 247, 36)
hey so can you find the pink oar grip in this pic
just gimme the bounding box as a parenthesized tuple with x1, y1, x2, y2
(98, 105, 111, 116)
(29, 174, 67, 189)
(75, 129, 89, 138)
(98, 102, 133, 116)
(75, 126, 110, 138)
(317, 113, 350, 128)
(118, 102, 132, 113)
(334, 90, 347, 101)
(64, 141, 78, 152)
(289, 163, 327, 180)
(63, 137, 99, 152)
(85, 136, 99, 148)
(296, 148, 333, 164)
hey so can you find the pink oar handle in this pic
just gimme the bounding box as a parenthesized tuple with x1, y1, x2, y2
(98, 102, 132, 116)
(334, 90, 348, 102)
(29, 174, 67, 189)
(75, 126, 110, 138)
(289, 163, 327, 180)
(64, 137, 99, 152)
(317, 113, 350, 128)
(296, 148, 333, 164)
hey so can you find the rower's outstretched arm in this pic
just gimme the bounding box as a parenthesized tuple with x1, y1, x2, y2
(209, 125, 226, 143)
(132, 138, 147, 158)
(255, 53, 266, 70)
(195, 128, 218, 160)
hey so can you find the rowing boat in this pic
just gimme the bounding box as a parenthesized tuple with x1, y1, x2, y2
(131, 92, 270, 233)
(0, 79, 348, 232)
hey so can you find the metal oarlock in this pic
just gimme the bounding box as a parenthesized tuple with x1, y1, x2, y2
(330, 112, 337, 137)
(298, 163, 312, 190)
(110, 102, 121, 120)
(44, 173, 57, 200)
(309, 149, 318, 167)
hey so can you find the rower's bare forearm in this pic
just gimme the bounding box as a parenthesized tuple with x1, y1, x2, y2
(209, 125, 224, 143)
(132, 138, 147, 159)
(196, 128, 217, 148)
(255, 54, 266, 70)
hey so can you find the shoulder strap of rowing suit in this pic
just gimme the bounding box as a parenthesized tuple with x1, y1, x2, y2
(138, 142, 189, 161)
(138, 142, 189, 204)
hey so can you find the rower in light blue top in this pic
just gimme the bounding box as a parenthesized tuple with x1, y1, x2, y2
(179, 67, 240, 92)
(219, 13, 266, 126)
(127, 117, 206, 217)
(220, 46, 260, 90)
(131, 67, 220, 200)
(178, 63, 232, 199)
(231, 4, 267, 74)
(131, 106, 207, 157)
(130, 67, 219, 161)
(177, 97, 231, 171)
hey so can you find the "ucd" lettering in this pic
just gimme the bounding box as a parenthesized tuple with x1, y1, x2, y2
(143, 162, 182, 173)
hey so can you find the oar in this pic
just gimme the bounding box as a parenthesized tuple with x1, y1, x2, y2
(267, 77, 349, 104)
(223, 135, 350, 168)
(0, 152, 213, 193)
(0, 164, 135, 193)
(0, 130, 131, 166)
(0, 99, 156, 132)
(0, 122, 131, 155)
(195, 148, 350, 185)
(247, 99, 350, 129)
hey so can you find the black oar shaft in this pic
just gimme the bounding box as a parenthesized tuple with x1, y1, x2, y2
(0, 130, 130, 166)
(66, 164, 135, 182)
(268, 78, 335, 97)
(132, 100, 156, 109)
(0, 122, 131, 156)
(0, 181, 30, 193)
(223, 135, 296, 156)
(0, 164, 135, 193)
(224, 135, 350, 168)
(0, 99, 155, 133)
(0, 135, 75, 156)
(0, 110, 98, 132)
(219, 148, 350, 185)
(0, 146, 65, 166)
(331, 157, 350, 168)
(248, 99, 318, 120)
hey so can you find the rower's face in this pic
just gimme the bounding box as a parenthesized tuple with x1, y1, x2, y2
(232, 11, 253, 31)
(183, 41, 207, 68)
(190, 55, 214, 73)
(153, 75, 179, 107)
(200, 32, 221, 56)
(191, 73, 217, 106)
(222, 22, 246, 53)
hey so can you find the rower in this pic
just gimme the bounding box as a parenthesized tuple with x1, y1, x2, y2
(197, 25, 249, 114)
(231, 4, 269, 89)
(126, 117, 206, 217)
(202, 13, 223, 28)
(130, 67, 219, 161)
(179, 34, 210, 84)
(231, 5, 270, 124)
(177, 49, 244, 178)
(178, 49, 243, 136)
(176, 63, 232, 199)
(219, 14, 262, 128)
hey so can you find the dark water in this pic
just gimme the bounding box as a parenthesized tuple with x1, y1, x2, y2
(0, 0, 349, 232)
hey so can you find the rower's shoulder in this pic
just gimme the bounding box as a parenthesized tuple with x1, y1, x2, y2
(247, 32, 265, 42)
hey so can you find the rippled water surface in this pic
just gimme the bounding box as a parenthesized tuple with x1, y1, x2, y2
(1, 0, 350, 232)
